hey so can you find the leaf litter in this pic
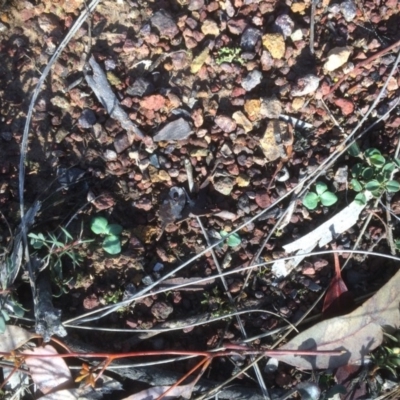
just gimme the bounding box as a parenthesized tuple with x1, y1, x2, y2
(274, 268, 400, 370)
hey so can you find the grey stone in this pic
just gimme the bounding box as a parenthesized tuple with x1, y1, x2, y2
(126, 77, 154, 97)
(151, 10, 179, 39)
(241, 70, 262, 91)
(274, 14, 294, 38)
(214, 177, 234, 196)
(240, 27, 261, 52)
(341, 0, 357, 22)
(78, 109, 96, 128)
(188, 0, 204, 11)
(153, 118, 192, 141)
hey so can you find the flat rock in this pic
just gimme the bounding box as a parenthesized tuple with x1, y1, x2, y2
(151, 10, 179, 39)
(260, 96, 282, 119)
(259, 120, 287, 162)
(262, 33, 285, 59)
(153, 118, 192, 142)
(215, 115, 237, 133)
(323, 46, 352, 72)
(201, 19, 220, 36)
(232, 111, 253, 133)
(214, 177, 235, 195)
(291, 74, 320, 97)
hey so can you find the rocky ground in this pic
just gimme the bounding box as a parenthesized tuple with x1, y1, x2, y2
(1, 0, 400, 399)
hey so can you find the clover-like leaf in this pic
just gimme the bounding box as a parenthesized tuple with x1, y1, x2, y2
(351, 179, 363, 192)
(382, 162, 396, 179)
(106, 224, 123, 236)
(365, 180, 381, 192)
(386, 180, 400, 193)
(369, 154, 386, 168)
(351, 163, 363, 177)
(320, 191, 338, 207)
(303, 192, 319, 210)
(315, 182, 328, 196)
(354, 193, 367, 206)
(362, 167, 374, 180)
(90, 216, 109, 235)
(348, 142, 361, 157)
(365, 148, 381, 158)
(103, 235, 121, 255)
(28, 233, 46, 250)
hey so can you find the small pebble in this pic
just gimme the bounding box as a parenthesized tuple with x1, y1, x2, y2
(274, 14, 294, 38)
(241, 70, 262, 91)
(341, 0, 357, 22)
(240, 27, 262, 52)
(78, 109, 96, 128)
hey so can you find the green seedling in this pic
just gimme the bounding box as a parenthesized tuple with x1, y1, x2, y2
(370, 330, 400, 377)
(350, 148, 400, 197)
(28, 227, 90, 290)
(219, 231, 241, 247)
(90, 216, 122, 255)
(215, 47, 244, 65)
(303, 182, 338, 210)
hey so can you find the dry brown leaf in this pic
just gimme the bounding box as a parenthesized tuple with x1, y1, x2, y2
(274, 269, 400, 369)
(0, 325, 35, 352)
(23, 345, 73, 394)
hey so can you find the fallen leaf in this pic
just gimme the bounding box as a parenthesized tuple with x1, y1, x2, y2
(23, 345, 73, 394)
(322, 247, 354, 317)
(0, 325, 35, 352)
(274, 269, 400, 369)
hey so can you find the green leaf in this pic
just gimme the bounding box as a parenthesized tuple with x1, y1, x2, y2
(315, 182, 328, 196)
(91, 216, 109, 235)
(1, 309, 10, 322)
(365, 180, 381, 192)
(106, 224, 123, 236)
(320, 191, 338, 207)
(11, 303, 25, 318)
(354, 193, 367, 206)
(348, 142, 361, 157)
(351, 163, 364, 177)
(60, 227, 73, 241)
(103, 235, 121, 255)
(365, 148, 381, 158)
(53, 259, 63, 281)
(382, 162, 396, 179)
(362, 167, 374, 180)
(220, 231, 241, 247)
(0, 315, 5, 334)
(303, 192, 319, 210)
(369, 154, 386, 168)
(351, 179, 363, 192)
(386, 180, 400, 193)
(28, 233, 45, 250)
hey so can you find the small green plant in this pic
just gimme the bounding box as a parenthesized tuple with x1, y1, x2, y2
(103, 288, 123, 304)
(90, 216, 122, 255)
(303, 182, 338, 210)
(370, 331, 400, 377)
(28, 227, 90, 289)
(219, 231, 241, 247)
(215, 47, 244, 65)
(350, 148, 400, 198)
